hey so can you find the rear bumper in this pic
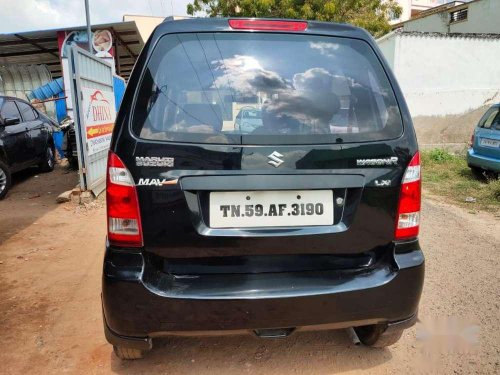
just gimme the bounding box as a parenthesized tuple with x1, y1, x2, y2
(102, 241, 424, 341)
(467, 149, 500, 172)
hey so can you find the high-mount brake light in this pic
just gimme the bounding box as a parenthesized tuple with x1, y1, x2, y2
(106, 151, 143, 247)
(395, 152, 421, 240)
(228, 19, 308, 31)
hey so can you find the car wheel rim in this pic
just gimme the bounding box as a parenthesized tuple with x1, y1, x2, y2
(47, 148, 54, 168)
(0, 168, 6, 193)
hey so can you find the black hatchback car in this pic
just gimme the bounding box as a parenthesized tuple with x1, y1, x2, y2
(0, 96, 56, 199)
(103, 18, 424, 360)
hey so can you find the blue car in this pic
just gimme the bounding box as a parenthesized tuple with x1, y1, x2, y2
(467, 104, 500, 177)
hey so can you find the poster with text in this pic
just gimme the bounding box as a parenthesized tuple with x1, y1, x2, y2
(82, 88, 116, 155)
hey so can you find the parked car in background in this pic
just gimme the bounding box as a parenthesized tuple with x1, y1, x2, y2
(59, 116, 79, 169)
(0, 96, 56, 199)
(103, 18, 424, 360)
(235, 107, 263, 133)
(467, 104, 500, 178)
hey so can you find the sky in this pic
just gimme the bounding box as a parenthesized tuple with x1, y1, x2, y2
(0, 0, 192, 33)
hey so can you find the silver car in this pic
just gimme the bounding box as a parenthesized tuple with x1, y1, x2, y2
(235, 107, 262, 134)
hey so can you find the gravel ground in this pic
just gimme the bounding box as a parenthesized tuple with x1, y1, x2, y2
(0, 166, 498, 374)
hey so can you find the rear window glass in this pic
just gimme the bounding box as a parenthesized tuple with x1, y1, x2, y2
(480, 107, 500, 130)
(132, 33, 403, 144)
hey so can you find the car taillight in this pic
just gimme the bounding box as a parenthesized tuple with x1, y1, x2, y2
(469, 131, 475, 147)
(395, 152, 421, 240)
(228, 19, 308, 31)
(106, 151, 143, 247)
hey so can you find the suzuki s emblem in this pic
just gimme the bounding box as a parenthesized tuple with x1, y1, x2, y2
(268, 151, 284, 167)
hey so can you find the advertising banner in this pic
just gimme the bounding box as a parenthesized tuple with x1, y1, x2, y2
(81, 88, 116, 155)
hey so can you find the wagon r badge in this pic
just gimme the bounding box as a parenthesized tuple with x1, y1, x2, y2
(357, 157, 398, 166)
(268, 151, 284, 167)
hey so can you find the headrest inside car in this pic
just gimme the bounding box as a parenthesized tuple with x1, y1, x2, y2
(181, 104, 223, 132)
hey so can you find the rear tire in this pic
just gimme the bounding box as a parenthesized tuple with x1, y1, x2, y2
(113, 345, 144, 360)
(67, 154, 79, 170)
(469, 166, 484, 179)
(39, 145, 55, 173)
(354, 324, 404, 348)
(484, 170, 499, 180)
(0, 160, 12, 200)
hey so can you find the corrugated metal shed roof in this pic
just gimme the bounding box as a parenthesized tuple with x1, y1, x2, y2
(0, 21, 144, 80)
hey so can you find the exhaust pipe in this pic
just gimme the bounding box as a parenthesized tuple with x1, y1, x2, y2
(346, 327, 361, 345)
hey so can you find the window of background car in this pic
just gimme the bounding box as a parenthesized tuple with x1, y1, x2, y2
(16, 101, 37, 122)
(132, 33, 403, 144)
(480, 107, 500, 130)
(1, 101, 21, 123)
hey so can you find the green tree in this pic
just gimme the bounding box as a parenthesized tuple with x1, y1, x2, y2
(187, 0, 401, 38)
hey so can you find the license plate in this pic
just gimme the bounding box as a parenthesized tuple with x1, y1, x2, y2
(480, 138, 500, 148)
(209, 190, 334, 228)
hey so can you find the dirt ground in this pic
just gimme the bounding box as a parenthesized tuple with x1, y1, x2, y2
(0, 166, 499, 374)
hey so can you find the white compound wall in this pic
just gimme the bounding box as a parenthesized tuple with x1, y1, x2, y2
(378, 32, 500, 117)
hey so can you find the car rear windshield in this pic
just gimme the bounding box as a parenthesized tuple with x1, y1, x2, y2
(132, 32, 403, 144)
(479, 107, 500, 130)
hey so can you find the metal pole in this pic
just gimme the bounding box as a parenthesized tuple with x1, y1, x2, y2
(84, 0, 92, 53)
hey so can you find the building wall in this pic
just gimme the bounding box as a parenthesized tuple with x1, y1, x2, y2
(403, 11, 448, 32)
(123, 15, 192, 43)
(450, 0, 500, 33)
(377, 33, 500, 117)
(392, 0, 449, 24)
(123, 15, 165, 42)
(402, 0, 500, 33)
(392, 0, 413, 23)
(377, 33, 397, 71)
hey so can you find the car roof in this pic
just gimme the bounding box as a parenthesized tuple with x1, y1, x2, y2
(152, 17, 373, 43)
(0, 95, 31, 104)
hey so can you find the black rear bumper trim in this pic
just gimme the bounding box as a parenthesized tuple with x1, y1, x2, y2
(102, 244, 424, 337)
(386, 312, 418, 333)
(103, 309, 152, 351)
